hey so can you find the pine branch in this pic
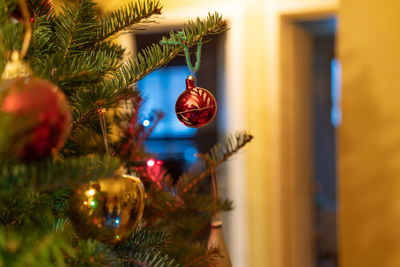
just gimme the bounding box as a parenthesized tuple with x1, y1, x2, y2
(164, 241, 219, 267)
(0, 16, 24, 53)
(71, 239, 117, 266)
(31, 15, 56, 57)
(116, 12, 226, 84)
(0, 156, 120, 195)
(126, 250, 180, 267)
(35, 49, 121, 85)
(185, 247, 220, 267)
(97, 0, 162, 43)
(180, 195, 232, 213)
(54, 0, 98, 60)
(0, 229, 75, 267)
(30, 0, 54, 18)
(113, 228, 170, 256)
(0, 192, 55, 229)
(71, 12, 227, 132)
(178, 131, 253, 195)
(112, 228, 178, 266)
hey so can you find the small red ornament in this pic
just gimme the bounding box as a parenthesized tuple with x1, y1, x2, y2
(11, 0, 53, 22)
(0, 77, 71, 161)
(175, 75, 217, 128)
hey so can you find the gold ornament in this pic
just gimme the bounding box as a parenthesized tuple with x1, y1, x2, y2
(1, 51, 32, 80)
(69, 174, 145, 243)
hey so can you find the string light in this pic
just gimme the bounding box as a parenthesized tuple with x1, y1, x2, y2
(85, 189, 95, 197)
(147, 159, 155, 167)
(143, 119, 150, 127)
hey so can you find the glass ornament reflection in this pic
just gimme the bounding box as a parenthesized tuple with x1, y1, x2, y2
(69, 174, 145, 243)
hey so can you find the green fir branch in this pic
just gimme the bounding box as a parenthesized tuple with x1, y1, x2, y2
(71, 12, 227, 131)
(32, 49, 121, 84)
(178, 131, 253, 194)
(30, 0, 54, 18)
(31, 15, 56, 57)
(54, 0, 98, 60)
(0, 17, 24, 54)
(117, 12, 226, 84)
(0, 156, 119, 195)
(127, 249, 180, 267)
(0, 229, 75, 267)
(184, 246, 220, 267)
(113, 228, 170, 257)
(180, 195, 233, 213)
(113, 229, 178, 266)
(97, 0, 162, 42)
(71, 239, 116, 266)
(58, 50, 121, 84)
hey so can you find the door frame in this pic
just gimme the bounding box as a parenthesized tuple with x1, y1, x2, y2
(267, 2, 338, 267)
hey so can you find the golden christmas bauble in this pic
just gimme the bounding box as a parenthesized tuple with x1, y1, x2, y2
(69, 174, 145, 243)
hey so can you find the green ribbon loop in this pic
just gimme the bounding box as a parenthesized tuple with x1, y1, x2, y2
(160, 32, 202, 74)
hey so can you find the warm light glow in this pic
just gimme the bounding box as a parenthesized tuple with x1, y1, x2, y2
(147, 159, 155, 167)
(97, 108, 106, 114)
(86, 189, 96, 197)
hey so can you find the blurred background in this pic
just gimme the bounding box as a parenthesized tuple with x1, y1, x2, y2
(96, 0, 400, 266)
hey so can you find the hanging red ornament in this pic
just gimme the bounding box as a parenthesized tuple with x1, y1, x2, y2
(175, 75, 217, 128)
(11, 0, 53, 22)
(10, 1, 33, 22)
(0, 77, 71, 162)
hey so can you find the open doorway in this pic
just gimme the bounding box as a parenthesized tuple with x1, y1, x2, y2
(297, 17, 338, 267)
(280, 15, 338, 267)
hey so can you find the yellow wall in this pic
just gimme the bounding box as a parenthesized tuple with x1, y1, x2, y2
(339, 1, 400, 266)
(97, 0, 237, 12)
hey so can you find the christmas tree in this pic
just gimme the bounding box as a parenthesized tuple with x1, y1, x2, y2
(0, 0, 253, 265)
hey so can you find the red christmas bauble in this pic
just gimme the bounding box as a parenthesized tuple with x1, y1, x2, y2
(175, 76, 217, 128)
(11, 0, 53, 22)
(0, 77, 71, 161)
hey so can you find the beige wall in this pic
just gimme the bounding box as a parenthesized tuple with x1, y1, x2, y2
(339, 1, 400, 266)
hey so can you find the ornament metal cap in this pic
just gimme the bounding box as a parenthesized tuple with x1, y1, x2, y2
(2, 51, 32, 80)
(186, 75, 197, 91)
(187, 75, 196, 82)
